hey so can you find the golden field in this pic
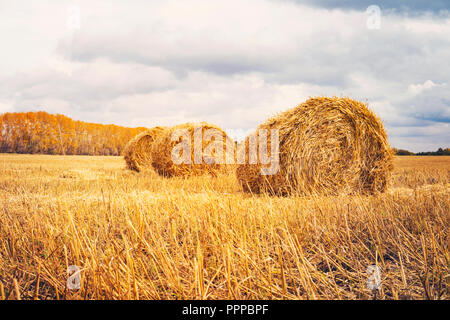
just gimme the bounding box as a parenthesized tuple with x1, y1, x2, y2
(0, 154, 448, 300)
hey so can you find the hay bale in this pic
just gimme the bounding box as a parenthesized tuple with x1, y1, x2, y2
(236, 97, 394, 196)
(123, 126, 166, 172)
(150, 122, 235, 177)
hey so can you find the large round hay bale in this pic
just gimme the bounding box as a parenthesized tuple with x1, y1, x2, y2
(123, 126, 166, 172)
(236, 97, 394, 196)
(151, 122, 235, 177)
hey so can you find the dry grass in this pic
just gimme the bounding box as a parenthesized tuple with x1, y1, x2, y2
(237, 97, 394, 196)
(0, 154, 448, 300)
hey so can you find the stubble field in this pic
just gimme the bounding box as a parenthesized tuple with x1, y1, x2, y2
(0, 154, 448, 300)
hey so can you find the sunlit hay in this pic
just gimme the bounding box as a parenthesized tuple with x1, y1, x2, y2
(123, 127, 166, 172)
(150, 122, 235, 177)
(236, 97, 394, 196)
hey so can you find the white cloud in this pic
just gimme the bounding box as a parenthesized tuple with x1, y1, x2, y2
(408, 80, 445, 95)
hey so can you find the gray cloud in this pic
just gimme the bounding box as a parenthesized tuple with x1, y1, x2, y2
(403, 85, 450, 123)
(284, 0, 450, 14)
(55, 4, 450, 89)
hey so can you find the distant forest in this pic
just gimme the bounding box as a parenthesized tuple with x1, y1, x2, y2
(393, 148, 450, 156)
(0, 112, 147, 156)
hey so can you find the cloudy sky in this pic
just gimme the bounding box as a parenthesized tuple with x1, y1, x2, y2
(0, 0, 449, 152)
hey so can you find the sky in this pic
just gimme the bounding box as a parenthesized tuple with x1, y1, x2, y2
(0, 0, 449, 152)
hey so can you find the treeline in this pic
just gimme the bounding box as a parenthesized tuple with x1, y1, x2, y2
(416, 148, 450, 156)
(393, 147, 450, 156)
(0, 112, 147, 156)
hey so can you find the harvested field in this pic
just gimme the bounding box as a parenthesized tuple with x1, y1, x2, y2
(0, 154, 448, 300)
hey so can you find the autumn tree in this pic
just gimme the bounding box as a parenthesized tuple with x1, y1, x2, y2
(0, 111, 147, 156)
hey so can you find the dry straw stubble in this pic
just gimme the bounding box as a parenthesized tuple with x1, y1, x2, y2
(236, 97, 394, 196)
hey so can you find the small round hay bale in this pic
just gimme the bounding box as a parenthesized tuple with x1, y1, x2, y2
(236, 97, 394, 196)
(151, 122, 235, 177)
(123, 126, 166, 172)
